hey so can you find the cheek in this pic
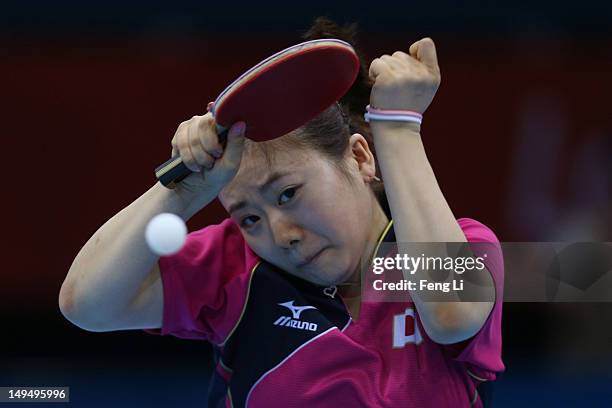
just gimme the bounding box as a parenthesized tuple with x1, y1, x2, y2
(243, 234, 271, 259)
(302, 189, 369, 246)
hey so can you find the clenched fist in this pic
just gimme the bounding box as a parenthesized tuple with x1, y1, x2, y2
(170, 112, 246, 199)
(368, 38, 441, 114)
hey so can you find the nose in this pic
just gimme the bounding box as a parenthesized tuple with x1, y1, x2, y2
(269, 213, 303, 249)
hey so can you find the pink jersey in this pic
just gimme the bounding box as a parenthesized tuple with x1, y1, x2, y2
(145, 217, 504, 407)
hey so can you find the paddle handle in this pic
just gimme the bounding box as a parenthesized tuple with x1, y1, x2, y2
(155, 124, 228, 188)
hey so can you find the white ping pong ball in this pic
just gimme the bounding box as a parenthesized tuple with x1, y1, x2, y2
(145, 213, 187, 256)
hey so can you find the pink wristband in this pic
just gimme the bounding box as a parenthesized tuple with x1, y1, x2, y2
(364, 105, 423, 124)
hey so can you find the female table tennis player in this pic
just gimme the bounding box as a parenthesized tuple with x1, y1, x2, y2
(60, 18, 504, 407)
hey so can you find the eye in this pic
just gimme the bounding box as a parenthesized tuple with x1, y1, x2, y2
(278, 186, 298, 205)
(240, 215, 260, 228)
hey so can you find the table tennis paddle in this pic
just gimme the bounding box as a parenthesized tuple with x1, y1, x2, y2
(155, 38, 360, 188)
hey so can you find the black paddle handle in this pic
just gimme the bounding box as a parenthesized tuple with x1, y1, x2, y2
(155, 125, 228, 188)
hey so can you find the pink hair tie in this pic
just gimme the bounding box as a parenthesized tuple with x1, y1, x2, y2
(364, 104, 423, 125)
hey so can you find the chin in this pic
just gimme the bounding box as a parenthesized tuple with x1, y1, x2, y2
(299, 267, 342, 287)
(292, 256, 351, 287)
(319, 268, 352, 287)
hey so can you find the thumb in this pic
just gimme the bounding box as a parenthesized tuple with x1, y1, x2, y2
(409, 37, 439, 72)
(222, 121, 246, 165)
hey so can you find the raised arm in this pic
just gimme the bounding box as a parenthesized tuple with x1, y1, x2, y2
(368, 38, 495, 344)
(59, 115, 246, 331)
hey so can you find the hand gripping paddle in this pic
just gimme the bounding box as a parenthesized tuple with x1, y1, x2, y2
(155, 39, 360, 188)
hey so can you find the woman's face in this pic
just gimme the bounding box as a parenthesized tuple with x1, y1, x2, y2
(218, 134, 384, 286)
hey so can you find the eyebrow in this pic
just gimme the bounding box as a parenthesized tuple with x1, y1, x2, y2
(227, 171, 291, 214)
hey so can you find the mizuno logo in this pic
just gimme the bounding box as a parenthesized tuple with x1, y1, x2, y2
(278, 301, 317, 319)
(273, 300, 318, 332)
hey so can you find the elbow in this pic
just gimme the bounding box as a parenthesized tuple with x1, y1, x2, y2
(58, 280, 110, 332)
(58, 279, 77, 323)
(421, 302, 493, 345)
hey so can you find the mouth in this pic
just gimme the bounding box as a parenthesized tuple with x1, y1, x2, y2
(296, 247, 327, 268)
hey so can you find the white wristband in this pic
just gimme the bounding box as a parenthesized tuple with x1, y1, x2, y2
(364, 112, 423, 124)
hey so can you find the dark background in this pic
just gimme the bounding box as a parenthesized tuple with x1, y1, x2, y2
(2, 1, 612, 406)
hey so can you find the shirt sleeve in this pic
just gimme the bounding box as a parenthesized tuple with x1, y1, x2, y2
(143, 218, 259, 345)
(451, 218, 505, 379)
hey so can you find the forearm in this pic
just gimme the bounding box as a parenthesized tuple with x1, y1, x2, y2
(371, 121, 465, 242)
(60, 182, 217, 325)
(371, 121, 493, 343)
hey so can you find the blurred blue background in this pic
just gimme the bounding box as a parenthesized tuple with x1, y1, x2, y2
(2, 1, 611, 407)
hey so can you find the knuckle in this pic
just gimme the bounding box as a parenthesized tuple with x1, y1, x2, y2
(201, 134, 221, 153)
(189, 132, 200, 148)
(197, 115, 212, 129)
(179, 149, 196, 171)
(197, 118, 207, 130)
(176, 137, 189, 151)
(178, 148, 189, 163)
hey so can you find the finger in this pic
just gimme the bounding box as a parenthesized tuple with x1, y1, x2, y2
(206, 101, 214, 113)
(409, 38, 439, 72)
(196, 116, 223, 159)
(171, 133, 180, 157)
(380, 54, 406, 70)
(176, 126, 199, 173)
(188, 121, 215, 170)
(171, 140, 178, 157)
(368, 58, 391, 81)
(392, 50, 411, 61)
(170, 120, 188, 157)
(220, 121, 246, 167)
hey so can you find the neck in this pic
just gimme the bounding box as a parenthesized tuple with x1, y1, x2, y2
(338, 200, 390, 298)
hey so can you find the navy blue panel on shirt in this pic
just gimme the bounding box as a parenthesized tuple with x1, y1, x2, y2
(222, 262, 351, 407)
